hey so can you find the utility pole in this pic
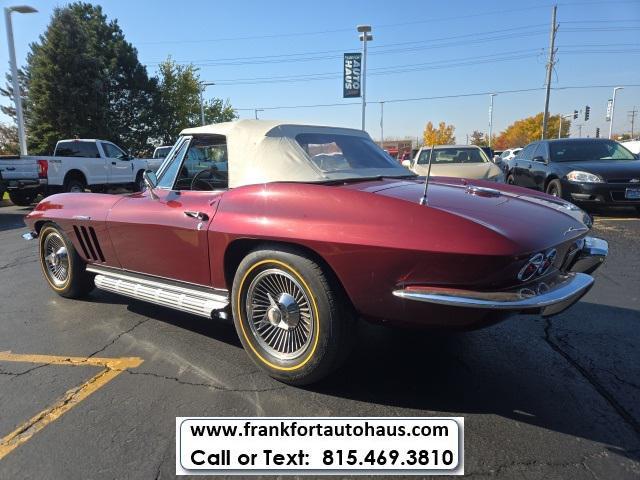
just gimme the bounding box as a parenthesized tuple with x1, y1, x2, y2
(541, 5, 558, 140)
(357, 25, 372, 131)
(488, 93, 496, 147)
(629, 107, 637, 138)
(254, 109, 264, 120)
(576, 124, 583, 137)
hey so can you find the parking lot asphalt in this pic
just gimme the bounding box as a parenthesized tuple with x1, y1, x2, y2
(0, 199, 639, 479)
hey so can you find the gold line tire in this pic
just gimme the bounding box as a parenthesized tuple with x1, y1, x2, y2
(38, 223, 95, 298)
(232, 245, 355, 385)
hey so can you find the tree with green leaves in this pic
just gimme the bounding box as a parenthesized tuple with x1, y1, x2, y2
(155, 57, 237, 145)
(0, 122, 19, 155)
(5, 2, 159, 154)
(0, 68, 29, 123)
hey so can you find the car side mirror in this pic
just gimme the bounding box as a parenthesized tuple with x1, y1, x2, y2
(143, 170, 158, 198)
(532, 156, 547, 164)
(401, 160, 411, 168)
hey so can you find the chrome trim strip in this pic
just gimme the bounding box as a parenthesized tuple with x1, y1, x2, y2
(88, 267, 229, 318)
(86, 264, 227, 296)
(393, 272, 594, 317)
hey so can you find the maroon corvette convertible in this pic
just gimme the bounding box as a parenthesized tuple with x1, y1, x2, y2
(23, 120, 608, 384)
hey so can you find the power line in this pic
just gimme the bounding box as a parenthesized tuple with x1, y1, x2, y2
(142, 25, 640, 69)
(137, 4, 561, 46)
(144, 25, 549, 67)
(233, 83, 640, 111)
(205, 46, 638, 86)
(209, 48, 546, 85)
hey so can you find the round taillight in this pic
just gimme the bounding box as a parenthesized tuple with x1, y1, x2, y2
(538, 249, 557, 276)
(518, 253, 544, 282)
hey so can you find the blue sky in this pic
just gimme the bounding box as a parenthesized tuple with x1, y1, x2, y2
(1, 0, 639, 143)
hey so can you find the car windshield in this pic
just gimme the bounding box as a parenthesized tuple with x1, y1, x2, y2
(417, 147, 488, 165)
(550, 140, 636, 162)
(295, 133, 411, 177)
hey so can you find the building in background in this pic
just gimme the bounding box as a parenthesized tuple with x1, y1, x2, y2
(377, 139, 414, 160)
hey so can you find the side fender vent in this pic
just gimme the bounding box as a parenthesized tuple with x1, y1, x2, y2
(73, 225, 105, 262)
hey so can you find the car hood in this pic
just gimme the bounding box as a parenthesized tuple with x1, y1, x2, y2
(345, 177, 590, 252)
(412, 162, 502, 180)
(552, 159, 640, 181)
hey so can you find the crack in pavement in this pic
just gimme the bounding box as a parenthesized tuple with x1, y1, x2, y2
(124, 370, 286, 393)
(0, 254, 37, 271)
(85, 317, 151, 360)
(544, 318, 640, 437)
(0, 363, 50, 378)
(76, 316, 285, 393)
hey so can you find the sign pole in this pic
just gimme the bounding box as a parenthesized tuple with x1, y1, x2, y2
(357, 25, 372, 131)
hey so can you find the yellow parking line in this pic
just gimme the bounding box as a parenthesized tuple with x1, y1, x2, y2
(0, 351, 143, 461)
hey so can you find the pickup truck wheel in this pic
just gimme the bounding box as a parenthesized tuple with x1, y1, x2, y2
(39, 223, 95, 298)
(135, 171, 145, 192)
(64, 177, 86, 193)
(546, 179, 563, 198)
(232, 247, 355, 385)
(8, 190, 36, 206)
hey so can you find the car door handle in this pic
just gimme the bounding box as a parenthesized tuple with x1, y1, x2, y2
(111, 161, 116, 165)
(184, 211, 209, 221)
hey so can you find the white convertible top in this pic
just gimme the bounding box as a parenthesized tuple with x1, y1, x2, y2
(180, 120, 409, 188)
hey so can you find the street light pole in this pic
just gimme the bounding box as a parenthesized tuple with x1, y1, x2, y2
(558, 113, 571, 138)
(199, 81, 215, 126)
(488, 93, 496, 147)
(380, 101, 384, 144)
(357, 25, 372, 131)
(609, 86, 623, 139)
(4, 5, 37, 155)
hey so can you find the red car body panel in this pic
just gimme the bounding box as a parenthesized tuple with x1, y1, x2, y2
(25, 176, 590, 329)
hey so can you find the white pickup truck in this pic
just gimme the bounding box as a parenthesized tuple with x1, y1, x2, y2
(0, 139, 162, 206)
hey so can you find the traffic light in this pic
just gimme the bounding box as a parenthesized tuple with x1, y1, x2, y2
(573, 110, 578, 119)
(584, 105, 590, 121)
(595, 127, 600, 138)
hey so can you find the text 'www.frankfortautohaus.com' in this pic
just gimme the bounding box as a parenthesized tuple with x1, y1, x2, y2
(189, 421, 450, 438)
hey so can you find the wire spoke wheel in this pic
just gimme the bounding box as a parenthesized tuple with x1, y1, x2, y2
(43, 232, 69, 287)
(245, 268, 314, 360)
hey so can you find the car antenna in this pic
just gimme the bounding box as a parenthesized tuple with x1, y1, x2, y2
(419, 145, 435, 205)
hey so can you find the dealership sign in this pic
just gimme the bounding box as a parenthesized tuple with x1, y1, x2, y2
(343, 53, 362, 98)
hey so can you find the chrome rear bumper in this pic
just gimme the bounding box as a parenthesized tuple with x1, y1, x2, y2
(393, 236, 608, 318)
(568, 236, 608, 274)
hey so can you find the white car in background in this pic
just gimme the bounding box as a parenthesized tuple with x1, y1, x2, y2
(621, 140, 640, 154)
(500, 148, 523, 161)
(403, 145, 504, 182)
